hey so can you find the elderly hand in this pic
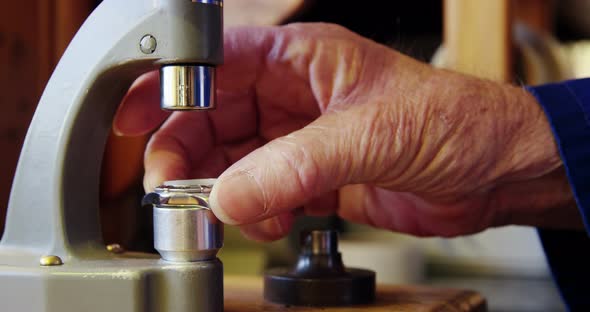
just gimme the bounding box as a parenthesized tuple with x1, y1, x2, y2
(114, 23, 578, 241)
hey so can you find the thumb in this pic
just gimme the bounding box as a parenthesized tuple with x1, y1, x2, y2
(209, 105, 379, 225)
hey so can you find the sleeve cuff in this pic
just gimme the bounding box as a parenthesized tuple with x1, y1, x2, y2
(527, 78, 590, 310)
(527, 78, 590, 232)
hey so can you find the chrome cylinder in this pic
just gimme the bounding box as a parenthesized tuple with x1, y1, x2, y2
(160, 65, 216, 110)
(144, 179, 223, 262)
(303, 230, 339, 255)
(154, 206, 222, 262)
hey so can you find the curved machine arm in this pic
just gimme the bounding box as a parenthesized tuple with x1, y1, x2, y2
(1, 0, 222, 259)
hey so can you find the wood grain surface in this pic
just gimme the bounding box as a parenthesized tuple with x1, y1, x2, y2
(0, 0, 94, 234)
(224, 276, 487, 312)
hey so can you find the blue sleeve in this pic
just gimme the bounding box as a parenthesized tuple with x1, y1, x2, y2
(527, 78, 590, 311)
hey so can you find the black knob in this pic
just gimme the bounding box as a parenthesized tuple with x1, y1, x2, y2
(264, 230, 376, 306)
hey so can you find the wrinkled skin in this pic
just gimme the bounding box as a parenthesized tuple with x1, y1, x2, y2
(114, 23, 579, 241)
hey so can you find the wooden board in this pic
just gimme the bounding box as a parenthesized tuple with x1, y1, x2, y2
(224, 276, 487, 312)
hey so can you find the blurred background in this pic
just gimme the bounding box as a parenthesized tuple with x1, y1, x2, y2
(2, 0, 590, 311)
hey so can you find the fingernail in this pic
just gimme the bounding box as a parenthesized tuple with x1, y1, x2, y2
(112, 124, 124, 137)
(143, 170, 163, 193)
(144, 150, 188, 192)
(210, 171, 264, 225)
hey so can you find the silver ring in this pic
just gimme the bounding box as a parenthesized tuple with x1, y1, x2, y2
(192, 0, 223, 6)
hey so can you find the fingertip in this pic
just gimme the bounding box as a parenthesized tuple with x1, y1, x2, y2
(143, 150, 189, 192)
(209, 169, 266, 225)
(114, 71, 169, 136)
(143, 171, 162, 193)
(209, 183, 238, 225)
(238, 213, 294, 242)
(112, 126, 125, 137)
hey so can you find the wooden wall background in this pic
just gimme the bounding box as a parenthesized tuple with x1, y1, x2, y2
(0, 0, 95, 234)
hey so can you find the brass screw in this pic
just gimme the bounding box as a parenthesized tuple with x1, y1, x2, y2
(106, 243, 125, 254)
(39, 255, 63, 266)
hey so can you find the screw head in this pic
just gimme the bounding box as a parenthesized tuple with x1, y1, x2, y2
(40, 255, 63, 266)
(140, 35, 157, 54)
(106, 243, 125, 254)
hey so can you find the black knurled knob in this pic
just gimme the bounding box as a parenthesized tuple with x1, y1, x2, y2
(264, 230, 376, 307)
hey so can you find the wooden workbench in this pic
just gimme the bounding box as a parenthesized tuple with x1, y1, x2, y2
(225, 276, 486, 311)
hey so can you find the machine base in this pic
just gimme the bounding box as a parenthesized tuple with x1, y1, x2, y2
(0, 252, 223, 312)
